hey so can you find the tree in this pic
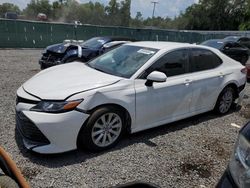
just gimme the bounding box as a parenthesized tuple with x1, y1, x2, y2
(23, 0, 52, 20)
(0, 3, 20, 17)
(176, 0, 247, 30)
(52, 1, 62, 20)
(80, 2, 107, 25)
(120, 0, 131, 26)
(105, 0, 120, 25)
(135, 12, 143, 21)
(239, 0, 250, 30)
(130, 11, 143, 27)
(60, 0, 80, 23)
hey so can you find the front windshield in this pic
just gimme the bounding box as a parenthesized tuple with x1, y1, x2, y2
(201, 40, 224, 49)
(88, 45, 158, 78)
(81, 37, 110, 49)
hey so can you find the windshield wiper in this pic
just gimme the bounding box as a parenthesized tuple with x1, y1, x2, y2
(88, 65, 107, 74)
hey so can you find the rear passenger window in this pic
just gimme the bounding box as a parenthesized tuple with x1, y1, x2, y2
(190, 49, 222, 72)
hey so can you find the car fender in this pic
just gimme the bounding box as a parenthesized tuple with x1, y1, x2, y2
(62, 49, 79, 62)
(68, 80, 136, 128)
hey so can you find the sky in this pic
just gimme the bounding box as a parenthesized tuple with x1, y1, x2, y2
(0, 0, 198, 18)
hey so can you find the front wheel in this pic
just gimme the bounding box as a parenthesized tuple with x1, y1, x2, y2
(214, 86, 235, 114)
(78, 106, 125, 152)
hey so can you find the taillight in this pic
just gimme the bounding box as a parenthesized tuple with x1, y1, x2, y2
(241, 67, 247, 74)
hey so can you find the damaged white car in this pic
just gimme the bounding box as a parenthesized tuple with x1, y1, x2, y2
(16, 41, 246, 154)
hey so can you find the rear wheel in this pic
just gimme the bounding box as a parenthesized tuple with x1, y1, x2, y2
(78, 106, 125, 152)
(214, 86, 235, 114)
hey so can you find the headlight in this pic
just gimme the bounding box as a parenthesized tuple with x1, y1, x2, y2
(229, 123, 250, 188)
(31, 100, 83, 113)
(42, 48, 47, 54)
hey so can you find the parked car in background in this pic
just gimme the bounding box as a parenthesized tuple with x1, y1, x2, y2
(39, 36, 135, 69)
(4, 12, 18, 19)
(201, 39, 250, 65)
(37, 13, 47, 21)
(16, 42, 246, 154)
(224, 36, 250, 49)
(216, 121, 250, 188)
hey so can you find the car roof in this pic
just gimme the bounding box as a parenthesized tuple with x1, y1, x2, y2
(125, 41, 196, 50)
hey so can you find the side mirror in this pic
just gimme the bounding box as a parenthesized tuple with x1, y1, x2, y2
(145, 71, 167, 87)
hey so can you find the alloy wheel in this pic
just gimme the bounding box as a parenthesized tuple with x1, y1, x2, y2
(219, 89, 233, 114)
(91, 113, 122, 147)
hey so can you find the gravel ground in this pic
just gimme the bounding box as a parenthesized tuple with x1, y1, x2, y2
(1, 49, 250, 188)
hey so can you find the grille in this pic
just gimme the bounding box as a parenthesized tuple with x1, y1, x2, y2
(41, 53, 62, 62)
(16, 112, 50, 144)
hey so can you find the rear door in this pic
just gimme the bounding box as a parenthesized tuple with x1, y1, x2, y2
(188, 48, 224, 112)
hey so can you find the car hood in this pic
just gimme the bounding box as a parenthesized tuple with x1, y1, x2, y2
(23, 62, 121, 100)
(46, 43, 69, 54)
(46, 43, 97, 57)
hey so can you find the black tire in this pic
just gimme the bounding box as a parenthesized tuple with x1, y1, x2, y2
(0, 175, 19, 188)
(78, 106, 125, 152)
(214, 86, 235, 114)
(40, 64, 46, 70)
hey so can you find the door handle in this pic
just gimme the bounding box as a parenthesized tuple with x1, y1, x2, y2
(218, 72, 224, 78)
(184, 79, 192, 86)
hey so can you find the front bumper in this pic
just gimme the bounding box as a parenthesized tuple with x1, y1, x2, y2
(39, 59, 60, 69)
(16, 102, 89, 154)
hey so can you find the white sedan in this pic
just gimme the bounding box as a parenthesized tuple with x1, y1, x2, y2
(16, 42, 246, 154)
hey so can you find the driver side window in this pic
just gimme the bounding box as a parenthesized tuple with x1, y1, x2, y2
(140, 49, 189, 78)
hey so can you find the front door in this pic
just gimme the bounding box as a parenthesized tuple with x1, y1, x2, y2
(133, 49, 193, 132)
